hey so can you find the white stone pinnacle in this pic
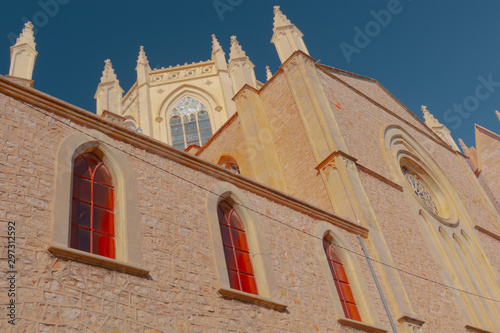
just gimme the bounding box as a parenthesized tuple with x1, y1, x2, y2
(101, 59, 118, 83)
(266, 66, 272, 81)
(229, 36, 246, 59)
(273, 5, 292, 29)
(15, 21, 36, 48)
(212, 34, 222, 53)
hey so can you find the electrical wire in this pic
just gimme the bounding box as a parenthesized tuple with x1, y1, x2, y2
(12, 98, 500, 305)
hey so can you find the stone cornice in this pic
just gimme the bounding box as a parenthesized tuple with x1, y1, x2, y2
(0, 75, 369, 238)
(474, 225, 500, 242)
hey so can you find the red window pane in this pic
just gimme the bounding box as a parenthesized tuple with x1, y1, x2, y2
(346, 303, 362, 321)
(235, 250, 254, 275)
(239, 273, 258, 295)
(227, 270, 240, 290)
(72, 176, 91, 202)
(71, 200, 91, 228)
(70, 152, 115, 259)
(229, 211, 244, 230)
(231, 229, 249, 252)
(73, 156, 90, 177)
(94, 164, 113, 185)
(93, 182, 114, 209)
(339, 282, 356, 304)
(333, 262, 349, 283)
(223, 246, 237, 271)
(93, 233, 115, 258)
(93, 206, 114, 235)
(71, 227, 90, 253)
(218, 201, 258, 295)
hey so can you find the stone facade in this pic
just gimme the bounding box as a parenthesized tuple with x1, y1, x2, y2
(1, 5, 500, 333)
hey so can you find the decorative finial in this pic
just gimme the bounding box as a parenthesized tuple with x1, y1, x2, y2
(100, 59, 118, 83)
(15, 21, 36, 48)
(229, 35, 247, 59)
(212, 34, 222, 53)
(273, 5, 291, 29)
(421, 105, 440, 127)
(137, 45, 148, 64)
(266, 66, 272, 81)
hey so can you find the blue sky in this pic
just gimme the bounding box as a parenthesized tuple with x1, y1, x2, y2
(1, 1, 500, 148)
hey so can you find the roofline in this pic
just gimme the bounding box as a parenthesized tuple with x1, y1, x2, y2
(0, 75, 369, 238)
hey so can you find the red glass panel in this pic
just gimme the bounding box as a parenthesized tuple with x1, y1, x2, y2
(229, 211, 244, 230)
(70, 152, 115, 259)
(71, 200, 91, 228)
(235, 250, 254, 274)
(223, 246, 237, 270)
(227, 270, 240, 290)
(219, 224, 232, 246)
(72, 176, 91, 202)
(231, 229, 249, 252)
(239, 273, 258, 295)
(93, 182, 114, 209)
(71, 227, 90, 252)
(94, 164, 113, 185)
(93, 206, 114, 235)
(83, 153, 100, 171)
(73, 156, 90, 178)
(218, 201, 232, 216)
(333, 262, 349, 283)
(346, 303, 362, 321)
(339, 282, 356, 304)
(93, 233, 115, 258)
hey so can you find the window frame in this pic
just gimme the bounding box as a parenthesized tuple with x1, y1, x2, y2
(314, 222, 385, 331)
(49, 131, 148, 276)
(206, 181, 286, 311)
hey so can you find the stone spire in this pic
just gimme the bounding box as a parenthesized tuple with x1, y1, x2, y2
(95, 59, 124, 116)
(137, 46, 149, 65)
(211, 34, 227, 71)
(228, 36, 256, 94)
(266, 66, 272, 81)
(212, 34, 222, 53)
(101, 59, 118, 83)
(136, 46, 151, 85)
(496, 110, 500, 123)
(8, 22, 38, 87)
(422, 105, 460, 152)
(271, 6, 309, 64)
(229, 36, 247, 59)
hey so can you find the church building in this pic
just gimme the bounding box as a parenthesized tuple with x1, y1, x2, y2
(1, 6, 500, 333)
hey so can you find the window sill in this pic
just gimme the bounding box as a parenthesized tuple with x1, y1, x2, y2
(465, 325, 493, 333)
(218, 287, 287, 312)
(48, 244, 149, 277)
(338, 318, 388, 333)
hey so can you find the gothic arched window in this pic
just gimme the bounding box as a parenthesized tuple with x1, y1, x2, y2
(323, 238, 361, 321)
(169, 97, 213, 150)
(71, 152, 116, 259)
(217, 201, 258, 295)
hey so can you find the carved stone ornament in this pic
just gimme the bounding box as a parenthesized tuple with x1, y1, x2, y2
(155, 117, 164, 123)
(215, 106, 223, 112)
(157, 88, 165, 94)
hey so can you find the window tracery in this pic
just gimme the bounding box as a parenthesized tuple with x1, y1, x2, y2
(169, 97, 213, 149)
(401, 166, 439, 215)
